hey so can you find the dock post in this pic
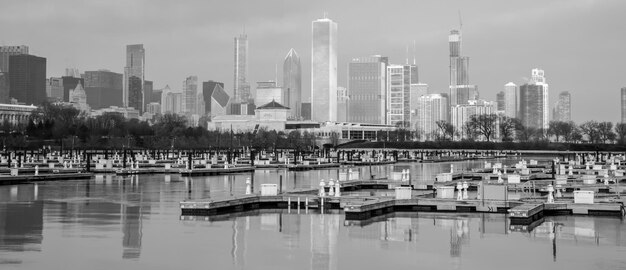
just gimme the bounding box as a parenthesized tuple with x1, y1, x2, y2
(279, 175, 283, 194)
(305, 197, 309, 213)
(245, 178, 251, 195)
(297, 197, 301, 214)
(288, 197, 291, 213)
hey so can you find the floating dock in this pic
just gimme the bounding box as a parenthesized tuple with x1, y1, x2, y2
(0, 172, 93, 185)
(179, 166, 255, 176)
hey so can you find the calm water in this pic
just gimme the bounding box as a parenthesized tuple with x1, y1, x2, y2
(1, 159, 625, 270)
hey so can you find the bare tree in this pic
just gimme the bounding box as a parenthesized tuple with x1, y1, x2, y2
(615, 123, 626, 144)
(597, 122, 615, 143)
(579, 121, 601, 143)
(499, 116, 519, 142)
(468, 114, 498, 142)
(435, 120, 454, 141)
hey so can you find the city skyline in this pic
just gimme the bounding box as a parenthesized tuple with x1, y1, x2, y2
(1, 0, 625, 122)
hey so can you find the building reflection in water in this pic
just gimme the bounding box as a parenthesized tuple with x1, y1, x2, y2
(310, 212, 339, 270)
(120, 175, 145, 259)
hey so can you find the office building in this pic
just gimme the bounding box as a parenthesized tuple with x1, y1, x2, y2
(347, 56, 388, 124)
(203, 81, 230, 118)
(417, 94, 448, 141)
(146, 102, 161, 115)
(8, 54, 46, 105)
(46, 77, 63, 101)
(283, 48, 302, 119)
(182, 76, 198, 115)
(504, 82, 517, 118)
(234, 33, 250, 102)
(451, 99, 495, 140)
(386, 64, 417, 127)
(0, 73, 9, 103)
(301, 102, 311, 120)
(496, 91, 505, 112)
(83, 70, 123, 109)
(337, 86, 348, 122)
(311, 15, 338, 122)
(65, 68, 81, 78)
(0, 46, 28, 73)
(552, 91, 571, 122)
(449, 30, 477, 106)
(144, 80, 153, 110)
(123, 44, 145, 113)
(519, 69, 549, 130)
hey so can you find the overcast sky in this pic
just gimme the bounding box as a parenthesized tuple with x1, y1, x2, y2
(1, 0, 624, 122)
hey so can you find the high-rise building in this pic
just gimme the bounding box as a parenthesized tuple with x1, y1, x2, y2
(496, 91, 505, 112)
(311, 15, 338, 122)
(337, 86, 348, 122)
(83, 70, 123, 109)
(519, 69, 549, 130)
(255, 81, 282, 107)
(301, 102, 311, 120)
(234, 33, 250, 102)
(0, 72, 9, 103)
(61, 76, 84, 102)
(0, 46, 28, 73)
(144, 80, 153, 111)
(283, 48, 302, 119)
(65, 68, 81, 78)
(417, 94, 448, 141)
(622, 87, 626, 123)
(46, 77, 63, 101)
(146, 102, 161, 115)
(182, 76, 198, 115)
(410, 83, 428, 130)
(386, 64, 417, 127)
(8, 54, 46, 105)
(552, 91, 571, 122)
(504, 82, 517, 118)
(203, 81, 230, 118)
(347, 56, 388, 124)
(123, 44, 145, 113)
(451, 99, 495, 140)
(448, 30, 477, 106)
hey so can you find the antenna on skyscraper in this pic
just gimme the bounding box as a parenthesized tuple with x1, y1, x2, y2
(275, 63, 278, 85)
(323, 12, 328, 19)
(458, 10, 463, 30)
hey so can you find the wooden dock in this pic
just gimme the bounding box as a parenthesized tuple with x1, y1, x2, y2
(0, 172, 93, 185)
(179, 166, 255, 176)
(287, 163, 340, 171)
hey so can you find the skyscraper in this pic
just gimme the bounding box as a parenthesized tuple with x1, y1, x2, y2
(337, 86, 348, 122)
(283, 48, 302, 119)
(622, 87, 626, 123)
(347, 55, 388, 124)
(519, 69, 549, 130)
(496, 91, 505, 112)
(124, 44, 145, 113)
(83, 70, 123, 109)
(234, 33, 250, 102)
(0, 72, 9, 103)
(311, 15, 338, 122)
(182, 76, 198, 115)
(0, 46, 28, 73)
(8, 54, 46, 105)
(255, 81, 282, 107)
(552, 91, 571, 122)
(504, 82, 517, 118)
(448, 30, 477, 106)
(386, 64, 417, 127)
(46, 77, 63, 102)
(417, 94, 448, 141)
(144, 80, 153, 111)
(202, 81, 229, 118)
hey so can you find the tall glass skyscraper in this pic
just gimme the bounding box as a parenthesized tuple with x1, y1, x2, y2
(311, 15, 337, 122)
(552, 91, 571, 122)
(183, 76, 198, 115)
(520, 69, 549, 130)
(124, 44, 145, 113)
(449, 30, 476, 106)
(283, 48, 301, 119)
(234, 33, 250, 103)
(347, 55, 388, 124)
(504, 82, 517, 118)
(0, 46, 29, 73)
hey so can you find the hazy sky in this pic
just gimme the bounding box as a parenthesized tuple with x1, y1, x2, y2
(1, 0, 625, 122)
